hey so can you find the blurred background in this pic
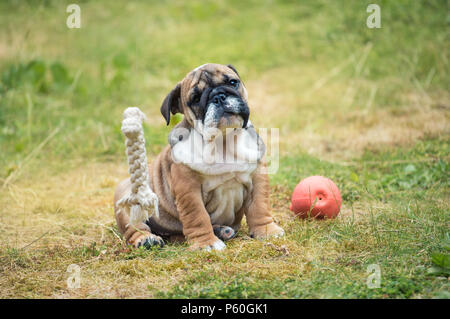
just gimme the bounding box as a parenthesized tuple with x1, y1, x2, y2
(0, 0, 448, 298)
(1, 0, 448, 171)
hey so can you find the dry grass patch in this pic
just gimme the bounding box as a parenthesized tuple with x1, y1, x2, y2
(246, 65, 449, 161)
(0, 158, 389, 298)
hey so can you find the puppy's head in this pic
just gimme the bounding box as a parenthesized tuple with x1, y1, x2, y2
(160, 63, 249, 133)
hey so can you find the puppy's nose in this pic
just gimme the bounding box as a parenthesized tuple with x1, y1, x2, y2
(218, 93, 226, 102)
(213, 93, 227, 105)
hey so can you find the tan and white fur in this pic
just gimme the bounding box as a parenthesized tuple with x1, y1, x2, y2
(114, 63, 284, 251)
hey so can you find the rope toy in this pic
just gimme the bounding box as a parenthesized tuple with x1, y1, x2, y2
(116, 107, 159, 227)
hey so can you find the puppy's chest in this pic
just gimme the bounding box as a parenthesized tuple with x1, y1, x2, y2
(201, 172, 253, 226)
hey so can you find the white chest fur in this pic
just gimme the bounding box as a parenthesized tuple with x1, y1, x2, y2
(201, 171, 253, 225)
(171, 125, 264, 225)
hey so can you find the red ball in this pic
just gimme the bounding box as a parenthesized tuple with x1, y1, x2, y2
(289, 176, 342, 219)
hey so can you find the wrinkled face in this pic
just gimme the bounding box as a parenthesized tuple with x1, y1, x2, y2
(160, 64, 250, 133)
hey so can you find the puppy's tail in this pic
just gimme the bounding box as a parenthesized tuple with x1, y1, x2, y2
(116, 107, 159, 227)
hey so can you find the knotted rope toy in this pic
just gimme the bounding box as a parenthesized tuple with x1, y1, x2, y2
(116, 107, 159, 227)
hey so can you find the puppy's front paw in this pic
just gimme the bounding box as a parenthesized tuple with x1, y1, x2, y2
(189, 236, 226, 251)
(203, 239, 226, 251)
(250, 223, 285, 239)
(130, 232, 165, 249)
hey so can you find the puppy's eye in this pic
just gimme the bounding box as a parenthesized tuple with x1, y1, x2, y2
(229, 79, 239, 87)
(192, 93, 201, 104)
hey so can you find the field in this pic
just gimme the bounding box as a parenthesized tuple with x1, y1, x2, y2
(0, 0, 449, 298)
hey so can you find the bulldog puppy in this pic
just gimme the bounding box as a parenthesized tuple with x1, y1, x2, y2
(114, 63, 284, 251)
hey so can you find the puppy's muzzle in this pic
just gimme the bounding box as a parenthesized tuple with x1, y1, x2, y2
(208, 86, 249, 128)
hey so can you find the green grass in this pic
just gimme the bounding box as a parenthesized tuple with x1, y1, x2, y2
(156, 139, 449, 298)
(0, 0, 448, 298)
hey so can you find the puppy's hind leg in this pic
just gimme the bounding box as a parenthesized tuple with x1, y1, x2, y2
(213, 225, 236, 242)
(114, 179, 164, 249)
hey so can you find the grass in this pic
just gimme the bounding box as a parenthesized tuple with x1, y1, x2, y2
(0, 0, 449, 298)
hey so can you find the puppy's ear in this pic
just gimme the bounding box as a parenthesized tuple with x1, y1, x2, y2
(227, 64, 240, 78)
(160, 83, 182, 125)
